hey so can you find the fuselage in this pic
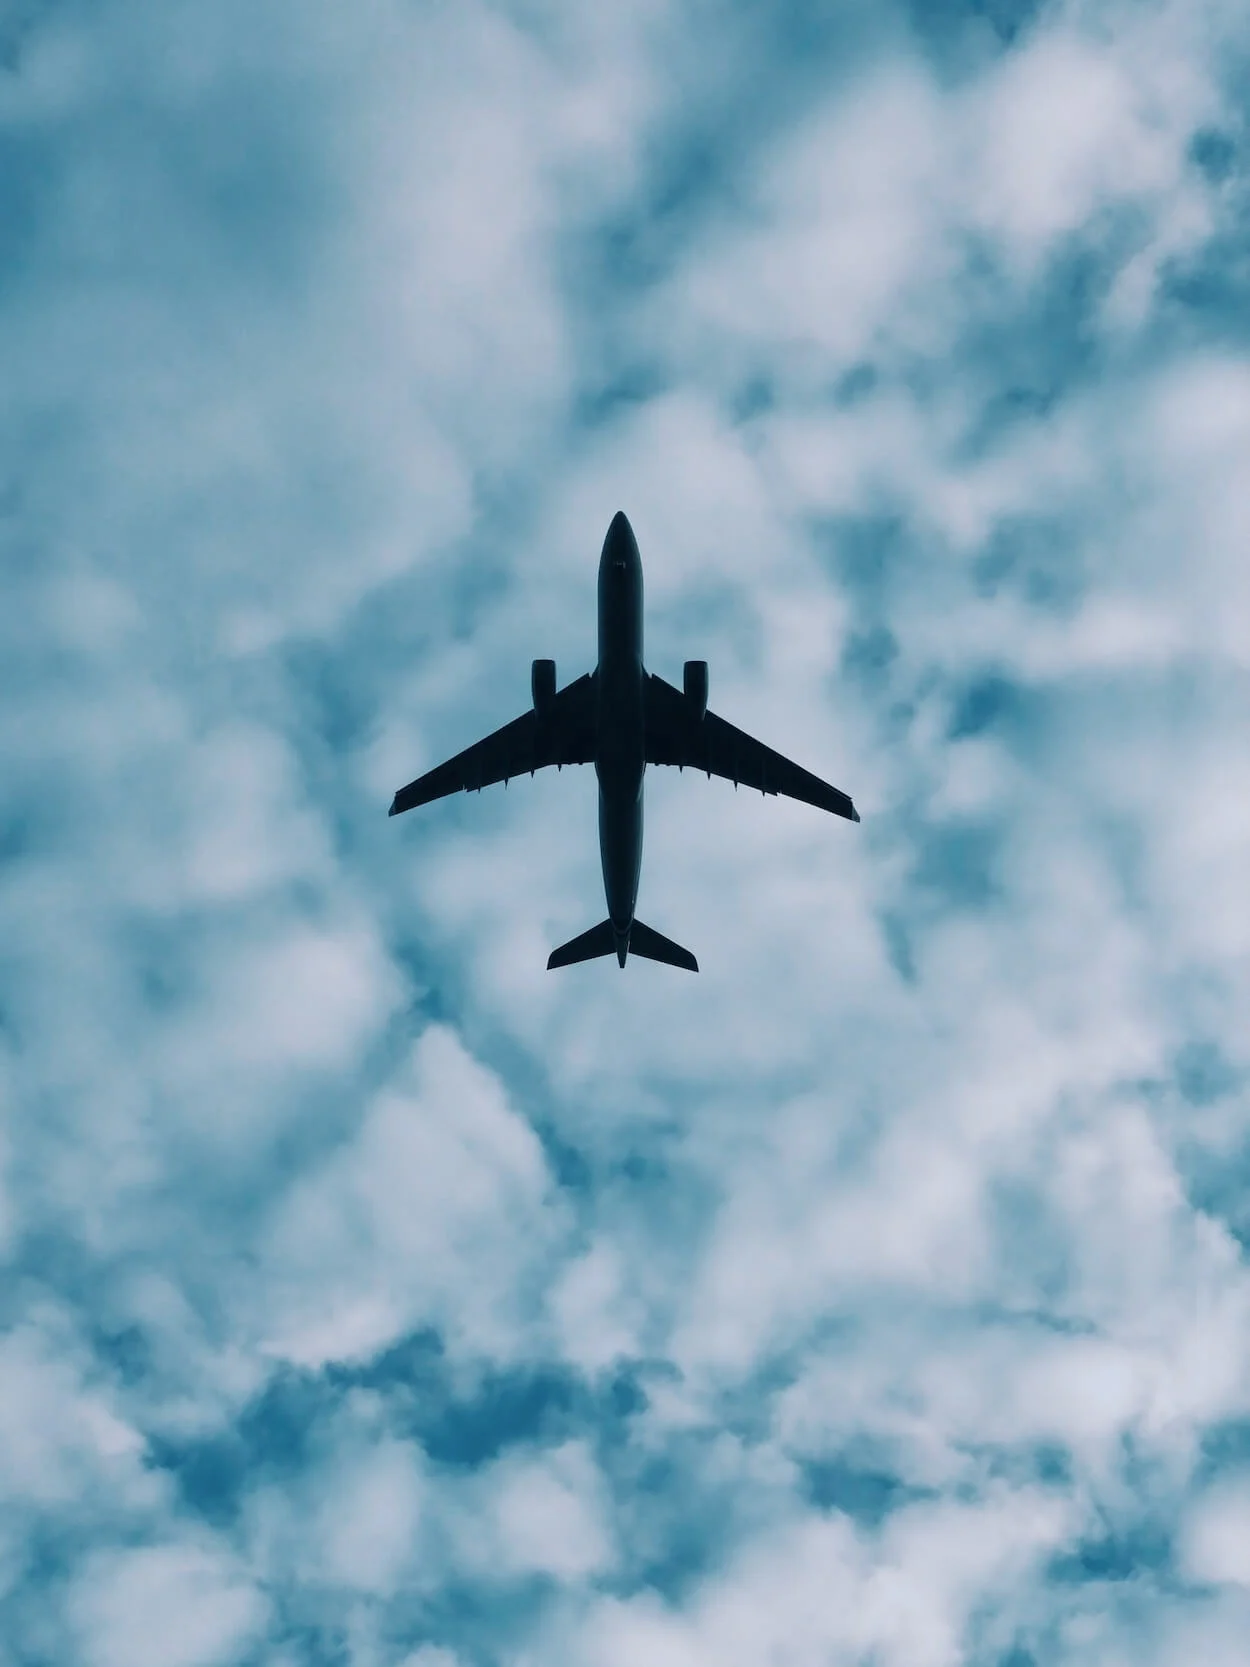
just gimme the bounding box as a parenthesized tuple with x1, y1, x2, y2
(595, 511, 645, 955)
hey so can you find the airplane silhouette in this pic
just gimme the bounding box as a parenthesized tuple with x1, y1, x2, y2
(390, 511, 859, 970)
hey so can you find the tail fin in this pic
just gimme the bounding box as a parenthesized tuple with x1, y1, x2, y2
(628, 919, 698, 972)
(547, 919, 616, 969)
(547, 917, 698, 972)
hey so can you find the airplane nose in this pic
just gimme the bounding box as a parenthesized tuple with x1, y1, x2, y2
(603, 510, 635, 571)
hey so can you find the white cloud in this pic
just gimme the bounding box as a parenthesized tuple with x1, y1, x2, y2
(568, 1488, 1069, 1667)
(551, 1240, 647, 1372)
(177, 726, 333, 905)
(312, 1436, 425, 1595)
(258, 1025, 559, 1365)
(70, 1543, 267, 1667)
(0, 1320, 152, 1510)
(667, 59, 950, 372)
(964, 20, 1203, 271)
(1180, 1480, 1250, 1587)
(476, 1440, 615, 1581)
(178, 916, 398, 1078)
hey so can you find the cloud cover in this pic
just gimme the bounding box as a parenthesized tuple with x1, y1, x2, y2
(1, 0, 1247, 1662)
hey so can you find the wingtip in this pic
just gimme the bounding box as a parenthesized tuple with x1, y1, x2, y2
(388, 799, 400, 817)
(850, 804, 861, 823)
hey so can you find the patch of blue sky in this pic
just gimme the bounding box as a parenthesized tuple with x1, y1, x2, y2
(2, 0, 1249, 1663)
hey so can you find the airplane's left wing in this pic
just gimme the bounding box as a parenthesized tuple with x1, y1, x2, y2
(390, 672, 596, 816)
(644, 672, 859, 821)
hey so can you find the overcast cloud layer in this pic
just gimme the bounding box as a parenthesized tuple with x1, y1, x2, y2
(1, 0, 1248, 1662)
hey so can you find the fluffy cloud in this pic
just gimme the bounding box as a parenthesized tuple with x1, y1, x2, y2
(69, 1542, 267, 1667)
(258, 1025, 559, 1365)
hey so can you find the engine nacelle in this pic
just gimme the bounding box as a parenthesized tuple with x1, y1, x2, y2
(683, 659, 708, 723)
(531, 658, 557, 715)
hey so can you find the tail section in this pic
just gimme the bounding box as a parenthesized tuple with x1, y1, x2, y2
(547, 919, 617, 969)
(628, 919, 698, 972)
(547, 918, 697, 972)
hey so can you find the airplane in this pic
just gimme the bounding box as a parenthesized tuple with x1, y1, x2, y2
(390, 511, 859, 971)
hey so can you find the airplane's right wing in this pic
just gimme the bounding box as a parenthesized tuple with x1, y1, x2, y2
(390, 672, 596, 816)
(644, 672, 859, 822)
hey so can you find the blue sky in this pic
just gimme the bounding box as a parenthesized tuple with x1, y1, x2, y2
(1, 0, 1248, 1662)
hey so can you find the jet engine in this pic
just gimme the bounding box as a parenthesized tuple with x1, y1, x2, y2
(683, 659, 708, 723)
(531, 658, 557, 715)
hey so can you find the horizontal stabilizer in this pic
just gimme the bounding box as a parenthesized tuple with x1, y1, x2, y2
(627, 919, 698, 972)
(547, 919, 617, 969)
(547, 918, 698, 971)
